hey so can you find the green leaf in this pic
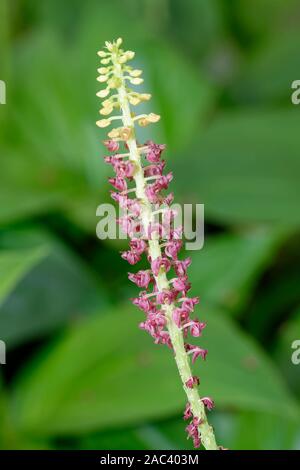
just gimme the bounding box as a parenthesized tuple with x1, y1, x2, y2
(0, 30, 110, 229)
(230, 33, 300, 104)
(0, 0, 10, 94)
(133, 410, 300, 450)
(235, 0, 299, 40)
(141, 41, 215, 151)
(1, 17, 214, 229)
(0, 376, 23, 449)
(167, 0, 223, 59)
(0, 229, 110, 348)
(173, 109, 300, 227)
(199, 310, 299, 419)
(0, 185, 66, 226)
(150, 418, 194, 450)
(0, 245, 48, 307)
(226, 410, 299, 450)
(79, 422, 182, 450)
(245, 261, 300, 339)
(136, 410, 300, 450)
(189, 230, 282, 314)
(12, 307, 299, 436)
(79, 427, 152, 451)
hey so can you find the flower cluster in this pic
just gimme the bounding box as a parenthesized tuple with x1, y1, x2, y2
(182, 398, 215, 448)
(96, 38, 217, 450)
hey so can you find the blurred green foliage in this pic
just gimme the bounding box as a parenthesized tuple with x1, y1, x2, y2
(0, 0, 299, 450)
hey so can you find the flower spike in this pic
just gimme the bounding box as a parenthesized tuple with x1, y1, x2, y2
(96, 38, 218, 450)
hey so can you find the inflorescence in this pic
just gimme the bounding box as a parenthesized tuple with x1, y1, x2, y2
(96, 38, 218, 450)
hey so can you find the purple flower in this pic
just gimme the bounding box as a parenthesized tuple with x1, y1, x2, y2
(109, 176, 127, 191)
(117, 216, 139, 237)
(121, 251, 140, 265)
(165, 240, 182, 259)
(189, 320, 206, 337)
(157, 289, 178, 305)
(110, 191, 128, 207)
(103, 139, 119, 152)
(151, 256, 171, 276)
(201, 397, 214, 411)
(186, 417, 202, 448)
(164, 192, 174, 206)
(132, 293, 154, 312)
(155, 172, 173, 190)
(114, 160, 135, 178)
(126, 199, 141, 217)
(172, 307, 189, 327)
(155, 330, 171, 347)
(183, 402, 192, 420)
(145, 184, 160, 204)
(172, 308, 182, 327)
(189, 346, 208, 363)
(145, 140, 166, 162)
(144, 161, 166, 177)
(130, 239, 147, 256)
(172, 276, 191, 294)
(147, 222, 164, 239)
(174, 258, 192, 276)
(185, 376, 200, 389)
(147, 311, 166, 329)
(128, 270, 152, 288)
(181, 296, 199, 312)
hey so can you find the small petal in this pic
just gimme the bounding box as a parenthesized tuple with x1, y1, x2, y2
(190, 347, 208, 364)
(103, 140, 119, 152)
(108, 176, 127, 191)
(183, 402, 192, 421)
(174, 258, 192, 277)
(151, 257, 171, 276)
(96, 119, 111, 128)
(130, 239, 147, 256)
(190, 320, 206, 337)
(128, 270, 152, 289)
(201, 397, 214, 411)
(185, 376, 200, 389)
(121, 251, 140, 265)
(172, 276, 191, 293)
(165, 240, 182, 259)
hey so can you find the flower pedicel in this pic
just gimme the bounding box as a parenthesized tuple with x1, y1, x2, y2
(96, 38, 218, 450)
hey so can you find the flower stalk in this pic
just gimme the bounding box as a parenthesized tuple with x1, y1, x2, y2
(96, 38, 218, 450)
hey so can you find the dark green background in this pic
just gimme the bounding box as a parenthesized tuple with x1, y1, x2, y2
(0, 0, 300, 450)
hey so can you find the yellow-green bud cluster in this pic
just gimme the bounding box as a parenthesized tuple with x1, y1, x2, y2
(96, 37, 160, 138)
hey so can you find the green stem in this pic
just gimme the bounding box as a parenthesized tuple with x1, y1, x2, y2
(111, 53, 218, 450)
